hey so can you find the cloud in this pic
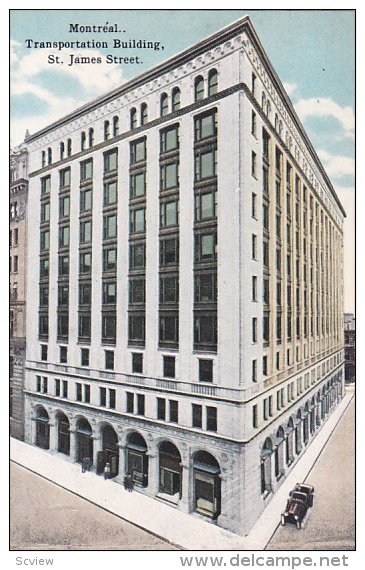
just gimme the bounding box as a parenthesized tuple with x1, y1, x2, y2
(294, 97, 354, 139)
(317, 149, 354, 180)
(283, 82, 297, 96)
(11, 39, 125, 145)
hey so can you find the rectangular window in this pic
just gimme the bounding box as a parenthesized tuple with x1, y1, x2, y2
(157, 398, 166, 420)
(40, 201, 50, 223)
(252, 359, 257, 383)
(62, 380, 68, 398)
(100, 387, 107, 407)
(41, 344, 48, 361)
(80, 188, 92, 213)
(161, 125, 179, 152)
(103, 248, 117, 272)
(57, 315, 69, 338)
(251, 151, 257, 177)
(263, 129, 270, 159)
(252, 234, 257, 259)
(130, 172, 146, 198)
(194, 315, 217, 347)
(60, 168, 70, 188)
(59, 226, 70, 247)
(195, 150, 216, 181)
(137, 394, 145, 416)
(80, 220, 92, 243)
(252, 193, 257, 218)
(79, 282, 92, 306)
(263, 314, 270, 342)
(163, 355, 175, 378)
(169, 400, 178, 423)
(60, 346, 67, 364)
(105, 350, 114, 370)
(194, 111, 217, 141)
(59, 195, 70, 219)
(103, 281, 117, 305)
(39, 315, 49, 337)
(160, 238, 178, 266)
(109, 389, 116, 409)
(81, 348, 89, 366)
(132, 352, 143, 374)
(39, 285, 49, 307)
(251, 111, 257, 136)
(55, 379, 60, 397)
(263, 355, 268, 376)
(126, 392, 134, 413)
(104, 181, 117, 206)
(58, 284, 69, 306)
(79, 251, 92, 274)
(76, 383, 82, 401)
(131, 139, 146, 164)
(206, 407, 217, 432)
(84, 384, 90, 403)
(160, 162, 179, 191)
(129, 279, 145, 304)
(252, 318, 257, 343)
(36, 376, 41, 392)
(195, 191, 216, 222)
(104, 149, 118, 173)
(192, 404, 203, 428)
(159, 315, 178, 343)
(103, 214, 117, 240)
(252, 404, 258, 428)
(130, 208, 146, 233)
(199, 359, 213, 383)
(102, 314, 116, 342)
(194, 272, 216, 303)
(40, 229, 50, 251)
(80, 159, 93, 181)
(160, 275, 179, 304)
(130, 242, 145, 269)
(194, 232, 217, 262)
(41, 176, 51, 195)
(160, 200, 178, 228)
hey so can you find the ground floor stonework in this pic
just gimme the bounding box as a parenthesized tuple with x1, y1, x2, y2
(23, 367, 344, 536)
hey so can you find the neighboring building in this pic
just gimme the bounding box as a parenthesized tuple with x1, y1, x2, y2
(344, 314, 355, 383)
(22, 17, 345, 535)
(10, 140, 29, 440)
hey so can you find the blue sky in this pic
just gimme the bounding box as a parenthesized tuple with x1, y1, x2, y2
(10, 9, 355, 311)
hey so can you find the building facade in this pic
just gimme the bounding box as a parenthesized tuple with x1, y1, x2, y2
(344, 314, 355, 383)
(10, 142, 29, 440)
(23, 17, 345, 535)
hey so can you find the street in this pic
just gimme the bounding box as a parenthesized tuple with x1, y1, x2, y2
(266, 396, 355, 550)
(10, 462, 175, 550)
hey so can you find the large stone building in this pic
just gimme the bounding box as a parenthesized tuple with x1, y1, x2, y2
(344, 314, 355, 383)
(10, 141, 29, 440)
(23, 17, 345, 535)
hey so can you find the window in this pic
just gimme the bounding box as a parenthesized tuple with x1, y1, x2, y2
(132, 352, 143, 374)
(104, 120, 110, 141)
(129, 279, 145, 304)
(161, 125, 179, 153)
(103, 214, 117, 239)
(263, 167, 269, 195)
(103, 248, 117, 272)
(194, 315, 217, 346)
(80, 159, 93, 181)
(100, 387, 107, 407)
(169, 400, 178, 423)
(79, 282, 92, 306)
(88, 128, 94, 147)
(36, 376, 42, 392)
(208, 69, 218, 96)
(252, 317, 258, 343)
(206, 407, 217, 432)
(113, 116, 119, 137)
(195, 111, 216, 141)
(13, 256, 18, 273)
(160, 162, 179, 191)
(130, 242, 146, 269)
(81, 348, 89, 367)
(160, 238, 178, 266)
(140, 103, 148, 125)
(66, 139, 72, 157)
(263, 356, 268, 376)
(109, 389, 116, 409)
(102, 314, 116, 342)
(80, 220, 92, 243)
(81, 131, 86, 151)
(199, 359, 213, 383)
(160, 276, 179, 303)
(79, 314, 91, 339)
(59, 142, 65, 159)
(58, 225, 69, 248)
(59, 195, 70, 218)
(41, 344, 48, 361)
(192, 404, 203, 428)
(48, 147, 52, 165)
(41, 151, 46, 168)
(160, 93, 169, 116)
(263, 278, 269, 304)
(128, 314, 145, 343)
(171, 88, 180, 112)
(130, 171, 146, 198)
(60, 346, 67, 364)
(252, 234, 257, 260)
(130, 207, 146, 233)
(160, 200, 178, 227)
(105, 350, 114, 370)
(252, 276, 258, 302)
(39, 314, 49, 337)
(137, 394, 145, 415)
(263, 314, 270, 342)
(40, 257, 49, 278)
(126, 392, 134, 413)
(195, 191, 216, 221)
(251, 111, 257, 136)
(103, 281, 117, 305)
(63, 381, 69, 398)
(163, 355, 175, 378)
(195, 150, 216, 180)
(157, 398, 166, 420)
(10, 202, 18, 219)
(159, 315, 178, 343)
(80, 187, 92, 212)
(194, 76, 204, 101)
(253, 404, 258, 428)
(104, 181, 117, 205)
(130, 108, 137, 129)
(59, 168, 70, 188)
(252, 359, 257, 382)
(131, 139, 147, 164)
(252, 73, 256, 96)
(58, 284, 69, 306)
(251, 152, 257, 177)
(40, 229, 50, 251)
(263, 204, 269, 231)
(79, 251, 92, 273)
(263, 129, 270, 159)
(252, 193, 257, 218)
(55, 379, 61, 397)
(104, 149, 118, 173)
(276, 351, 280, 370)
(195, 232, 217, 262)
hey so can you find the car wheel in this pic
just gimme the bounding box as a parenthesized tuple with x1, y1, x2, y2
(281, 515, 286, 526)
(296, 520, 302, 530)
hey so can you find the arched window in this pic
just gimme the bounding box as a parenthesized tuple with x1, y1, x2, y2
(80, 132, 86, 151)
(67, 138, 72, 157)
(130, 107, 137, 129)
(126, 432, 148, 487)
(104, 120, 110, 141)
(208, 69, 218, 96)
(35, 406, 50, 450)
(193, 450, 221, 519)
(266, 100, 271, 119)
(278, 121, 283, 137)
(76, 417, 93, 464)
(260, 437, 272, 495)
(275, 114, 279, 131)
(57, 412, 70, 455)
(47, 147, 52, 165)
(113, 115, 119, 137)
(274, 426, 285, 479)
(60, 142, 65, 160)
(100, 424, 119, 477)
(41, 151, 46, 168)
(141, 103, 148, 125)
(261, 92, 266, 110)
(171, 87, 181, 112)
(160, 93, 169, 117)
(159, 441, 181, 497)
(88, 128, 94, 147)
(194, 76, 204, 101)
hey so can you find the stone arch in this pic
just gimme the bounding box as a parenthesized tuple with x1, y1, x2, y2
(274, 426, 285, 479)
(34, 405, 50, 450)
(56, 411, 70, 456)
(192, 450, 221, 519)
(158, 440, 182, 499)
(125, 431, 149, 487)
(260, 437, 273, 496)
(75, 416, 93, 465)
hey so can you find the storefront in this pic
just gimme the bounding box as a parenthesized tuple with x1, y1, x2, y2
(159, 441, 182, 498)
(126, 432, 148, 487)
(260, 438, 272, 496)
(274, 427, 285, 479)
(35, 406, 49, 450)
(76, 417, 93, 464)
(97, 424, 119, 477)
(193, 451, 221, 519)
(58, 413, 70, 455)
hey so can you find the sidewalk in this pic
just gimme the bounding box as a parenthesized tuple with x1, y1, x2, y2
(10, 389, 354, 550)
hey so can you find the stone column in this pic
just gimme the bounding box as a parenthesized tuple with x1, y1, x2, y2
(118, 443, 126, 480)
(146, 452, 159, 496)
(179, 462, 191, 513)
(217, 473, 231, 529)
(69, 429, 77, 462)
(49, 422, 58, 452)
(92, 436, 103, 471)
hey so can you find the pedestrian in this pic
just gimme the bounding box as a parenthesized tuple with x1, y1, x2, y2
(84, 457, 92, 472)
(123, 474, 129, 490)
(127, 473, 134, 492)
(81, 457, 87, 473)
(103, 462, 111, 480)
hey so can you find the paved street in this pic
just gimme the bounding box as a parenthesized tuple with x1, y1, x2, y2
(10, 463, 175, 550)
(266, 396, 355, 551)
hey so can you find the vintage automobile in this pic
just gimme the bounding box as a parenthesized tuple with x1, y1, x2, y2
(281, 483, 315, 529)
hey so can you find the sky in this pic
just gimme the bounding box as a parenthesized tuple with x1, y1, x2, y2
(10, 9, 355, 312)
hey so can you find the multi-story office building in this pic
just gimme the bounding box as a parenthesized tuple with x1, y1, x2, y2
(10, 141, 29, 440)
(344, 314, 355, 383)
(23, 17, 345, 535)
